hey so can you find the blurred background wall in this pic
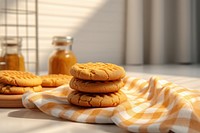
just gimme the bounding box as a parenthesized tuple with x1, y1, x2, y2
(126, 0, 200, 65)
(38, 0, 126, 71)
(0, 0, 200, 73)
(0, 0, 126, 72)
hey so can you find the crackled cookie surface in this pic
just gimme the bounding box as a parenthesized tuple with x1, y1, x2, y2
(0, 70, 42, 87)
(40, 74, 72, 87)
(67, 90, 127, 107)
(70, 77, 124, 93)
(0, 83, 42, 94)
(70, 62, 125, 81)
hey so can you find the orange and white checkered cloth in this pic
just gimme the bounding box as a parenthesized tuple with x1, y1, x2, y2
(22, 85, 114, 123)
(22, 76, 200, 133)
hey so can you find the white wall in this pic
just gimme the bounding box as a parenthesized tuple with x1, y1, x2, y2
(0, 0, 126, 73)
(38, 0, 126, 72)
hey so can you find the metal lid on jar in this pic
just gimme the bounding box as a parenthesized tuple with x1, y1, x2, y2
(0, 37, 22, 46)
(52, 36, 73, 46)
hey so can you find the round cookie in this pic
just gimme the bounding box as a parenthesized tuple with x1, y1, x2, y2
(0, 83, 42, 95)
(70, 62, 126, 81)
(70, 77, 124, 93)
(40, 74, 72, 87)
(0, 70, 42, 87)
(67, 90, 127, 107)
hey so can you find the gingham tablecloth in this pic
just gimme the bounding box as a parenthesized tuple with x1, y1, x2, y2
(22, 76, 200, 133)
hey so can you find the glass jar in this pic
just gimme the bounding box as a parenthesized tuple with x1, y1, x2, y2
(0, 46, 6, 70)
(0, 37, 25, 71)
(48, 36, 77, 75)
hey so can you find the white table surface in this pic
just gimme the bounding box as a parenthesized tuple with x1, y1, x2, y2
(1, 69, 200, 133)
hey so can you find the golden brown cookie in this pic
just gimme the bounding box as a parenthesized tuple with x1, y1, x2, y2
(40, 74, 72, 87)
(0, 70, 42, 87)
(0, 83, 42, 94)
(67, 90, 127, 107)
(70, 62, 126, 81)
(70, 77, 124, 93)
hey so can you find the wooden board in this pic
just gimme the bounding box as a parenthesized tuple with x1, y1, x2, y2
(0, 87, 55, 108)
(0, 94, 23, 108)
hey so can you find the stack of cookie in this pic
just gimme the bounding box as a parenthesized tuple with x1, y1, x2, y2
(0, 70, 42, 95)
(67, 62, 127, 108)
(40, 74, 72, 87)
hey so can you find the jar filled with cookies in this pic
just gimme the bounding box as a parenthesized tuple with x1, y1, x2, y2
(48, 36, 77, 75)
(0, 37, 25, 71)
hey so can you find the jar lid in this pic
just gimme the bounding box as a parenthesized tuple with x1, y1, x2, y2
(52, 36, 73, 46)
(0, 37, 22, 46)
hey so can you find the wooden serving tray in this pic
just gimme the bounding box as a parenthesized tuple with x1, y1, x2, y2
(0, 94, 23, 108)
(0, 87, 55, 108)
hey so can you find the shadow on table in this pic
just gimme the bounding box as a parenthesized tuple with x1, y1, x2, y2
(8, 109, 59, 120)
(92, 124, 130, 133)
(8, 109, 132, 133)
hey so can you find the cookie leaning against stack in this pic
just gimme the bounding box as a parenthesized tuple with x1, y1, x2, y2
(68, 62, 127, 107)
(0, 70, 42, 94)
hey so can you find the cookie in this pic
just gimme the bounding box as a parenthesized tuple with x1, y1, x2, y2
(0, 70, 42, 87)
(70, 62, 126, 81)
(40, 74, 72, 87)
(67, 90, 127, 107)
(70, 77, 124, 93)
(0, 83, 42, 94)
